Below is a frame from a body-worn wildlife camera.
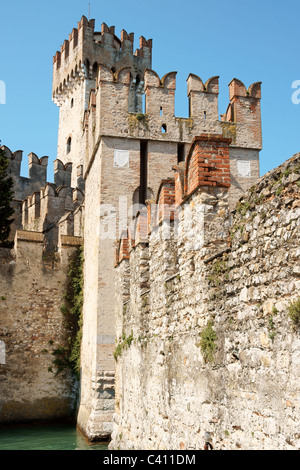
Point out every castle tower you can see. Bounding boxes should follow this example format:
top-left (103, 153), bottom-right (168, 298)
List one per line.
top-left (53, 17), bottom-right (262, 442)
top-left (52, 16), bottom-right (152, 187)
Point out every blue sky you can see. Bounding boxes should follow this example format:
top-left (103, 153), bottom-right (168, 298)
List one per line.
top-left (0, 0), bottom-right (299, 182)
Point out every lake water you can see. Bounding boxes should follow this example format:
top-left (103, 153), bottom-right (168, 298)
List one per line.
top-left (0, 423), bottom-right (108, 450)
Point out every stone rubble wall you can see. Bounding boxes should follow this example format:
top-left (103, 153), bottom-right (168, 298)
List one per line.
top-left (111, 152), bottom-right (300, 450)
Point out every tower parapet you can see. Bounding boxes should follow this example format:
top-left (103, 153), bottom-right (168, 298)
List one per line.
top-left (21, 182), bottom-right (84, 250)
top-left (54, 159), bottom-right (72, 187)
top-left (53, 16), bottom-right (152, 187)
top-left (221, 78), bottom-right (262, 149)
top-left (1, 145), bottom-right (85, 245)
top-left (1, 145), bottom-right (23, 178)
top-left (84, 66), bottom-right (262, 165)
top-left (1, 145), bottom-right (49, 193)
top-left (187, 74), bottom-right (219, 121)
top-left (144, 70), bottom-right (177, 117)
top-left (52, 16), bottom-right (152, 105)
top-left (28, 153), bottom-right (48, 184)
top-left (1, 145), bottom-right (51, 240)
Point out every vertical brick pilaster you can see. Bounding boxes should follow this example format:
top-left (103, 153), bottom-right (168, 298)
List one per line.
top-left (115, 231), bottom-right (130, 265)
top-left (185, 134), bottom-right (231, 198)
top-left (134, 208), bottom-right (148, 244)
top-left (156, 179), bottom-right (176, 225)
top-left (228, 79), bottom-right (262, 148)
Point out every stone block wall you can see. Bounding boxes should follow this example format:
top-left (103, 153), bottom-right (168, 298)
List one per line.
top-left (111, 148), bottom-right (300, 450)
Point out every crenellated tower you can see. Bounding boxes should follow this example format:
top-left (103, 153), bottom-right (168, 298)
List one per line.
top-left (52, 16), bottom-right (152, 187)
top-left (0, 14), bottom-right (264, 443)
top-left (50, 16), bottom-right (263, 443)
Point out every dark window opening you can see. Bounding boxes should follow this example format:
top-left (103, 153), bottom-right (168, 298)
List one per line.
top-left (177, 143), bottom-right (185, 164)
top-left (85, 59), bottom-right (90, 77)
top-left (66, 137), bottom-right (72, 154)
top-left (204, 111), bottom-right (207, 120)
top-left (134, 74), bottom-right (141, 112)
top-left (139, 140), bottom-right (148, 206)
top-left (161, 124), bottom-right (167, 133)
top-left (92, 62), bottom-right (98, 80)
top-left (71, 98), bottom-right (74, 108)
top-left (160, 106), bottom-right (163, 116)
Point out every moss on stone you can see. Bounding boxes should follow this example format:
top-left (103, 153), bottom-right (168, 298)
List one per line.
top-left (199, 319), bottom-right (217, 363)
top-left (51, 246), bottom-right (84, 378)
top-left (113, 330), bottom-right (134, 360)
top-left (288, 297), bottom-right (300, 329)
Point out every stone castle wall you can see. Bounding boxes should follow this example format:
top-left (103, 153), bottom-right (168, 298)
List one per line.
top-left (76, 42), bottom-right (262, 439)
top-left (0, 16), bottom-right (265, 441)
top-left (111, 148), bottom-right (300, 450)
top-left (0, 231), bottom-right (83, 424)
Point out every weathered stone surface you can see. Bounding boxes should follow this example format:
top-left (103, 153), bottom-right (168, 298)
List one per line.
top-left (111, 153), bottom-right (300, 450)
top-left (1, 16), bottom-right (264, 441)
top-left (0, 233), bottom-right (80, 424)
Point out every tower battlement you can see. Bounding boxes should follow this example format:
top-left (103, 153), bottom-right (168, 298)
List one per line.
top-left (84, 66), bottom-right (262, 174)
top-left (52, 16), bottom-right (152, 105)
top-left (22, 183), bottom-right (83, 233)
top-left (1, 144), bottom-right (85, 245)
top-left (1, 145), bottom-right (23, 177)
top-left (1, 145), bottom-right (49, 200)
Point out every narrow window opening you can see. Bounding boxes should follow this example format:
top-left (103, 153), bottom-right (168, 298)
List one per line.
top-left (142, 93), bottom-right (146, 114)
top-left (85, 59), bottom-right (90, 78)
top-left (177, 143), bottom-right (185, 164)
top-left (160, 106), bottom-right (163, 116)
top-left (92, 62), bottom-right (98, 80)
top-left (71, 98), bottom-right (74, 108)
top-left (139, 140), bottom-right (148, 206)
top-left (161, 124), bottom-right (167, 134)
top-left (204, 111), bottom-right (207, 120)
top-left (134, 74), bottom-right (142, 113)
top-left (66, 137), bottom-right (72, 154)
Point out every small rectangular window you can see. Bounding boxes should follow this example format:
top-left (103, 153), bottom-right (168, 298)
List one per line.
top-left (177, 143), bottom-right (184, 163)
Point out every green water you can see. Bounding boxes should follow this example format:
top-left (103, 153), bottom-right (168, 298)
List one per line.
top-left (0, 424), bottom-right (108, 450)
